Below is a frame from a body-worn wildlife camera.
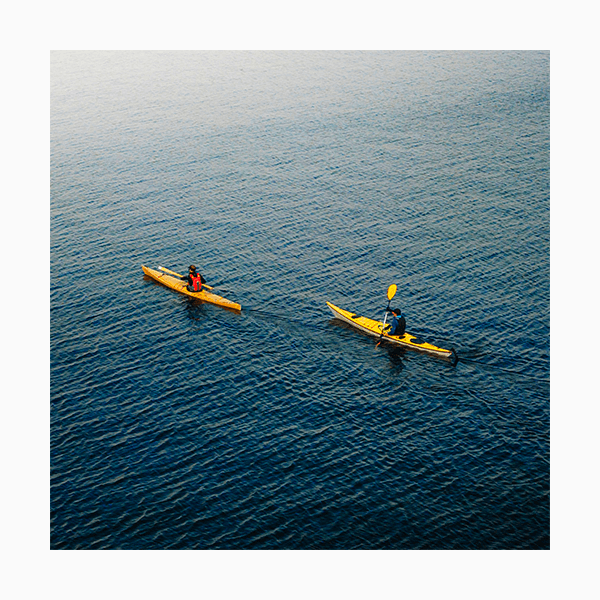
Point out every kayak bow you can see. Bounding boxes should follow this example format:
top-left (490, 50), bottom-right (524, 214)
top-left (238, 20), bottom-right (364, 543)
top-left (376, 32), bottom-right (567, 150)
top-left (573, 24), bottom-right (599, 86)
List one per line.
top-left (327, 301), bottom-right (455, 360)
top-left (142, 265), bottom-right (241, 311)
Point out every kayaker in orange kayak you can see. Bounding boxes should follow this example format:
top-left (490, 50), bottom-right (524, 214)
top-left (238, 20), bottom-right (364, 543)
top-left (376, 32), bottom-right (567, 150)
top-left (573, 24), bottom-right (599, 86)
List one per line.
top-left (180, 265), bottom-right (207, 292)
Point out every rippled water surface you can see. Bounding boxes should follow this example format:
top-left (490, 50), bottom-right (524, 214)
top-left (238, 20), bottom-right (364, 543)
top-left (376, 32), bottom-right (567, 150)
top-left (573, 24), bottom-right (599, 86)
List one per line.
top-left (51, 51), bottom-right (549, 549)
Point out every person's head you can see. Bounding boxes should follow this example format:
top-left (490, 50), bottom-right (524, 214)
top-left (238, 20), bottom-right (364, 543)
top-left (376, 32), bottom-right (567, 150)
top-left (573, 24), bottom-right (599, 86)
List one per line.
top-left (189, 265), bottom-right (197, 273)
top-left (392, 308), bottom-right (402, 316)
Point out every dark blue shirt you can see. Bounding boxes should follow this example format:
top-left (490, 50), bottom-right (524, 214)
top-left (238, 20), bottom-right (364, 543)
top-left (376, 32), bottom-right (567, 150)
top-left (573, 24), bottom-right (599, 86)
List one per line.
top-left (389, 314), bottom-right (406, 336)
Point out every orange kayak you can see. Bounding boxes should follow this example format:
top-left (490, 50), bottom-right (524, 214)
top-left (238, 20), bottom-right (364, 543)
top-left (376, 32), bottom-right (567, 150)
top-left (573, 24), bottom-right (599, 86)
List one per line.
top-left (142, 265), bottom-right (241, 311)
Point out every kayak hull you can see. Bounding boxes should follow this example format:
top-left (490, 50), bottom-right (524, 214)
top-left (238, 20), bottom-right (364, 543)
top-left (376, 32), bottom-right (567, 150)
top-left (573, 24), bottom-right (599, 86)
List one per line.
top-left (326, 301), bottom-right (454, 360)
top-left (142, 265), bottom-right (241, 311)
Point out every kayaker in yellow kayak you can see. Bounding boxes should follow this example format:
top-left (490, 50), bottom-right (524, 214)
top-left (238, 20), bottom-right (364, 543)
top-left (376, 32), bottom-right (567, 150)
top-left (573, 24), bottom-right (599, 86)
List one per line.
top-left (385, 308), bottom-right (406, 337)
top-left (180, 265), bottom-right (207, 292)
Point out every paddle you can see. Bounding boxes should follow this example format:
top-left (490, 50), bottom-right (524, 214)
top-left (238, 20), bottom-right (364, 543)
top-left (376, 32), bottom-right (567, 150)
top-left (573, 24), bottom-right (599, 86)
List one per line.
top-left (158, 266), bottom-right (214, 290)
top-left (376, 284), bottom-right (397, 348)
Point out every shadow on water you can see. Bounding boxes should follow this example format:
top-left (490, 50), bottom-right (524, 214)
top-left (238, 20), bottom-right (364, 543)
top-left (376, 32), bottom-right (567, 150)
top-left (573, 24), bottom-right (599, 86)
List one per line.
top-left (384, 346), bottom-right (405, 371)
top-left (183, 298), bottom-right (209, 321)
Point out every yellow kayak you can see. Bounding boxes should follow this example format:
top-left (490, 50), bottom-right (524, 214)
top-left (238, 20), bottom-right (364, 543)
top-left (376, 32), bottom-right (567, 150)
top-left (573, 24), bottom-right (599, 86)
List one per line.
top-left (326, 301), bottom-right (456, 361)
top-left (142, 265), bottom-right (241, 311)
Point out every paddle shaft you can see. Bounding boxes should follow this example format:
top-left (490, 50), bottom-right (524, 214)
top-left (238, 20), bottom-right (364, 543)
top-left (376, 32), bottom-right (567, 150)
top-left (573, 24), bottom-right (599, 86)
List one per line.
top-left (375, 301), bottom-right (392, 347)
top-left (376, 284), bottom-right (397, 347)
top-left (381, 301), bottom-right (392, 331)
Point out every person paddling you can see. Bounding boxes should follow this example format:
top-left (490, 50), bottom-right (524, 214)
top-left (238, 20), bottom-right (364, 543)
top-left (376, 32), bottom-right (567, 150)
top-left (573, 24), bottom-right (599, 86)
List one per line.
top-left (181, 265), bottom-right (207, 292)
top-left (386, 308), bottom-right (406, 337)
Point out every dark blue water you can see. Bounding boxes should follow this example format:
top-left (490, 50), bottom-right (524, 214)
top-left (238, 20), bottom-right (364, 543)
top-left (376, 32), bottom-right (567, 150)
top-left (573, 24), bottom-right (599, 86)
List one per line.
top-left (51, 51), bottom-right (549, 550)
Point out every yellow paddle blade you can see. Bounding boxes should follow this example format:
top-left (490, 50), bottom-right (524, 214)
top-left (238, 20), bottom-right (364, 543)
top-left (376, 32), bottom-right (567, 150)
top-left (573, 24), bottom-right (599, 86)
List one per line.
top-left (387, 284), bottom-right (397, 301)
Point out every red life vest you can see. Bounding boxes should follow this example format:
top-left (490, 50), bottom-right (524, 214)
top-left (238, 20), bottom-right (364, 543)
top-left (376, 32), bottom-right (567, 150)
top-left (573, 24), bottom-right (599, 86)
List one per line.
top-left (190, 273), bottom-right (203, 291)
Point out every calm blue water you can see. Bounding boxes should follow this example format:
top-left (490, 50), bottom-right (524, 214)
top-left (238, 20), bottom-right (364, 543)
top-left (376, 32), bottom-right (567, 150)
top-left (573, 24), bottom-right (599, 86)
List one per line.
top-left (51, 51), bottom-right (549, 550)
